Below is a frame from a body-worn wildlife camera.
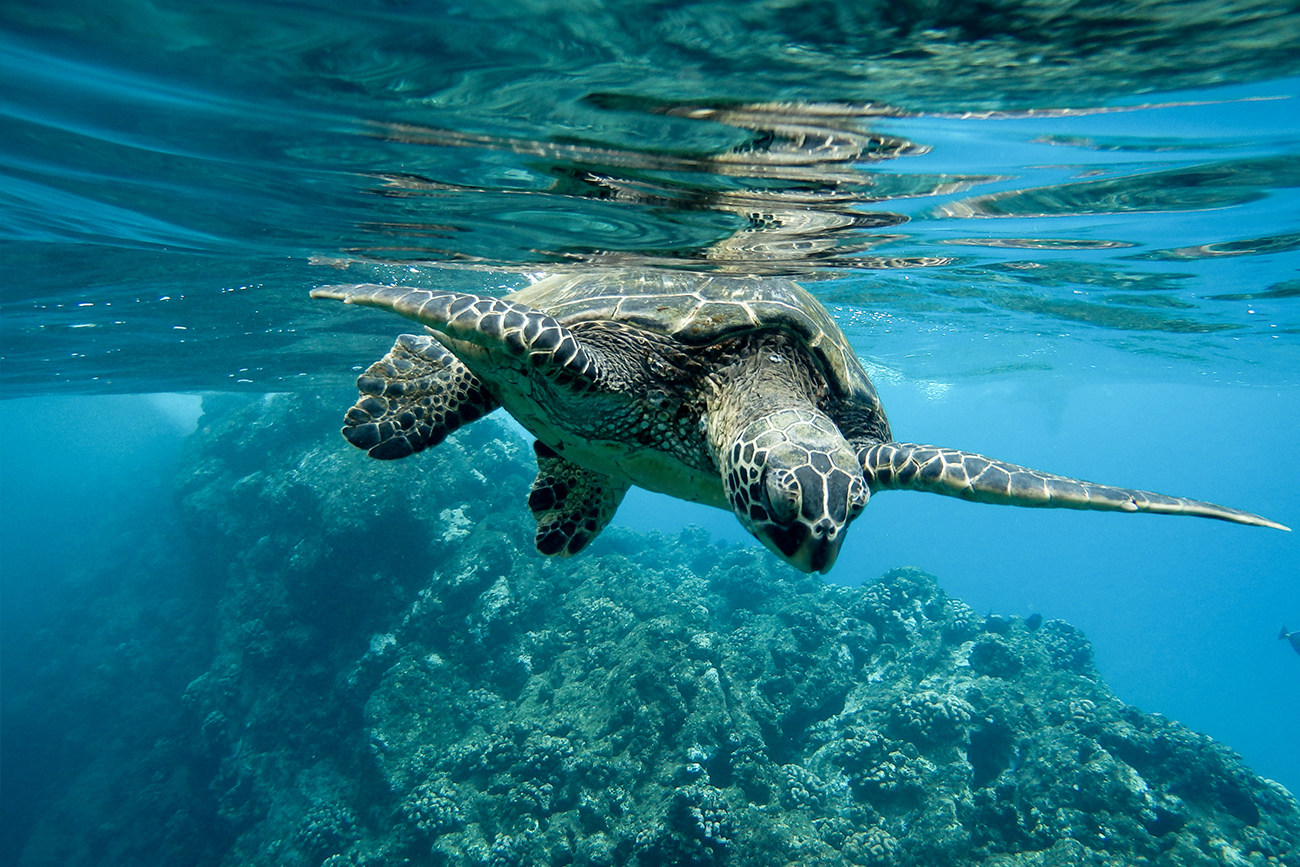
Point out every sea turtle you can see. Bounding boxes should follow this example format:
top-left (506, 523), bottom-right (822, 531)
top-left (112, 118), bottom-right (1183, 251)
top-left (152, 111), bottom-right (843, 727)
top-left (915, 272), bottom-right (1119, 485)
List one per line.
top-left (312, 270), bottom-right (1287, 573)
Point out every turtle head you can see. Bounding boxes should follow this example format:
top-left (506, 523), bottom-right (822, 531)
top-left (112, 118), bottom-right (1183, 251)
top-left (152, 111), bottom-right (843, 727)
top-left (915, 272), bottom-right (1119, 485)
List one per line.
top-left (721, 409), bottom-right (868, 573)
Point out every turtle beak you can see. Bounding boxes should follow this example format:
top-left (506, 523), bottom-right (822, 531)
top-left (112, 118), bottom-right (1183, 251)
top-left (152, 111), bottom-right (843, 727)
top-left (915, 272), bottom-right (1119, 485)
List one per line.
top-left (805, 518), bottom-right (846, 574)
top-left (805, 536), bottom-right (842, 574)
top-left (760, 519), bottom-right (846, 574)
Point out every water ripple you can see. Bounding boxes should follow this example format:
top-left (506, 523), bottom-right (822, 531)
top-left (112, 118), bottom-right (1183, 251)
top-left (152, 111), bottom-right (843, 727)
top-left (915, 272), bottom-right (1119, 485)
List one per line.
top-left (1, 0), bottom-right (1298, 392)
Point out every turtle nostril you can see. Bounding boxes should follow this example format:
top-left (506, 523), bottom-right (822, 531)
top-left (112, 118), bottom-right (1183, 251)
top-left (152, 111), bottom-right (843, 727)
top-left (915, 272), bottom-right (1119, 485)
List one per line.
top-left (812, 519), bottom-right (834, 539)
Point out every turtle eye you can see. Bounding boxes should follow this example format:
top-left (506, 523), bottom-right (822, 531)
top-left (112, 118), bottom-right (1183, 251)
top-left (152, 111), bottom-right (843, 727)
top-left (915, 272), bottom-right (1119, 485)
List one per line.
top-left (764, 468), bottom-right (800, 526)
top-left (847, 477), bottom-right (868, 518)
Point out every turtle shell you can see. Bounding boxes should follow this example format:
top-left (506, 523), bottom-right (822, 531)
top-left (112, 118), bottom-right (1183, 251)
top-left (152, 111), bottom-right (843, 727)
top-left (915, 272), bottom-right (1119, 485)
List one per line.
top-left (509, 269), bottom-right (884, 418)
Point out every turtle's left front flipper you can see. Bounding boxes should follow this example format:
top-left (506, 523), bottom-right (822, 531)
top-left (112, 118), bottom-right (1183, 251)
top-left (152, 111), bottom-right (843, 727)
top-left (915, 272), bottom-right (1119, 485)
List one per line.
top-left (341, 334), bottom-right (499, 460)
top-left (860, 442), bottom-right (1289, 530)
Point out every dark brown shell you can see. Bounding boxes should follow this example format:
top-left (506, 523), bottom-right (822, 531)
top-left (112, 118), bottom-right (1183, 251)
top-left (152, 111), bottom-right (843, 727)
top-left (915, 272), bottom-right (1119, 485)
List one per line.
top-left (510, 270), bottom-right (883, 416)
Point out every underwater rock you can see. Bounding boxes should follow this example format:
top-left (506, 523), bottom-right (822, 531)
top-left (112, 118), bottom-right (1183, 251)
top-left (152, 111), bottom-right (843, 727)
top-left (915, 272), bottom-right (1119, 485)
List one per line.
top-left (9, 391), bottom-right (1300, 866)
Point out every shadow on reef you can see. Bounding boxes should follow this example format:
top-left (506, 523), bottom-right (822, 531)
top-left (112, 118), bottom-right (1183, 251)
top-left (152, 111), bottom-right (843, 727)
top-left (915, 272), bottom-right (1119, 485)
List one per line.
top-left (7, 392), bottom-right (1300, 866)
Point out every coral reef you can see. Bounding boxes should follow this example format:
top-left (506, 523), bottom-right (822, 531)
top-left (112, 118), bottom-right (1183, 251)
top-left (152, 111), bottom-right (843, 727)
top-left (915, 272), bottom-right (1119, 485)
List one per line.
top-left (7, 391), bottom-right (1300, 866)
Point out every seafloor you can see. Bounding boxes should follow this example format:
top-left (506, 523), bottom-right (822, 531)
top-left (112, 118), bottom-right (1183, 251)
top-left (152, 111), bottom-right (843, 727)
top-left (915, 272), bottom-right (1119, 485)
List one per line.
top-left (7, 391), bottom-right (1299, 866)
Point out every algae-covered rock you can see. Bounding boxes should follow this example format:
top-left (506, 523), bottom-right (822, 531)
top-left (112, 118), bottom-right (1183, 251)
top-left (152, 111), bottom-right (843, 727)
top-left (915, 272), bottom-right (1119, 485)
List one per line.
top-left (355, 544), bottom-right (1300, 867)
top-left (9, 392), bottom-right (1300, 866)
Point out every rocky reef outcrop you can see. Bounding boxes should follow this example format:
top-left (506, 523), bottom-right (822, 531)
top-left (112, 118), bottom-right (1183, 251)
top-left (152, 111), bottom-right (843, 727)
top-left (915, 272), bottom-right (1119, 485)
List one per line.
top-left (9, 391), bottom-right (1300, 866)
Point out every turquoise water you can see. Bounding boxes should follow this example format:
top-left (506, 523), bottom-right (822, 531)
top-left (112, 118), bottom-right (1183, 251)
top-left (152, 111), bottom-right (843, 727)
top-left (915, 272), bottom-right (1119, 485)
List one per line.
top-left (3, 0), bottom-right (1300, 861)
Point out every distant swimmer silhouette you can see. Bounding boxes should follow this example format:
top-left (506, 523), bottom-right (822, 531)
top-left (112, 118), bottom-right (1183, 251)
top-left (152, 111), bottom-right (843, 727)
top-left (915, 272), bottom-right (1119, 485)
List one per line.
top-left (1280, 626), bottom-right (1300, 656)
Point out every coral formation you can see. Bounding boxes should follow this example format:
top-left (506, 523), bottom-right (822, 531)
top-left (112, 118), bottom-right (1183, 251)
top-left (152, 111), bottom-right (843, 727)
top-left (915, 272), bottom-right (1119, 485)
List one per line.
top-left (7, 392), bottom-right (1300, 866)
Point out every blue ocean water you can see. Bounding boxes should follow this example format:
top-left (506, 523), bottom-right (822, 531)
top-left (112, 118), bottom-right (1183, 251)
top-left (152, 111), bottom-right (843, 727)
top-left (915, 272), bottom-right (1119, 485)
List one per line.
top-left (2, 0), bottom-right (1300, 859)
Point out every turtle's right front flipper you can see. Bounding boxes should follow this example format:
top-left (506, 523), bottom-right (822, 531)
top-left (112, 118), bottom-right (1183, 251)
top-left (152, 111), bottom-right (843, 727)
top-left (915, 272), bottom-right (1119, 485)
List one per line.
top-left (860, 442), bottom-right (1289, 530)
top-left (312, 284), bottom-right (601, 387)
top-left (343, 334), bottom-right (498, 460)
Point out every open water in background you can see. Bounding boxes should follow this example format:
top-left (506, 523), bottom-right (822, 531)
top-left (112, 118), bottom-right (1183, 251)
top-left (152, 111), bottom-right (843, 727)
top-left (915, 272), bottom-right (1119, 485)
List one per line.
top-left (2, 0), bottom-right (1299, 840)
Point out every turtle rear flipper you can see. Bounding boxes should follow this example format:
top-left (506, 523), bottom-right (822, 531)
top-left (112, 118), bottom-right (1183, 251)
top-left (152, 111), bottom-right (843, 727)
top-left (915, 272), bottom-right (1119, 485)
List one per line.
top-left (528, 442), bottom-right (629, 557)
top-left (861, 442), bottom-right (1289, 530)
top-left (342, 334), bottom-right (498, 460)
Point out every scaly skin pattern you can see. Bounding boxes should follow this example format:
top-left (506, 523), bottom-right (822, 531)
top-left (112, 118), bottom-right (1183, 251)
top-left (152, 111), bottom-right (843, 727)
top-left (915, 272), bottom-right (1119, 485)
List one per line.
top-left (527, 441), bottom-right (629, 557)
top-left (312, 285), bottom-right (601, 388)
top-left (340, 334), bottom-right (498, 460)
top-left (860, 442), bottom-right (1289, 529)
top-left (704, 333), bottom-right (866, 572)
top-left (716, 407), bottom-right (867, 572)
